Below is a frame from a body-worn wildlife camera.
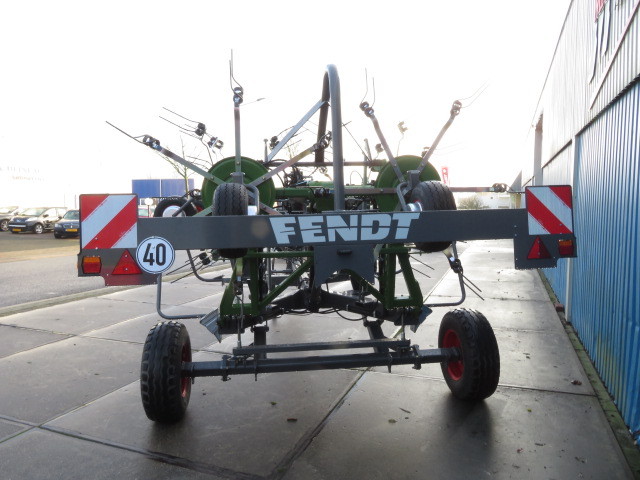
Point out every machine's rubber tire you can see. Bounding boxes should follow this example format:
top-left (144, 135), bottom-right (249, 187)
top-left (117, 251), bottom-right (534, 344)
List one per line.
top-left (213, 183), bottom-right (249, 259)
top-left (438, 309), bottom-right (500, 401)
top-left (0, 219), bottom-right (8, 232)
top-left (373, 155), bottom-right (441, 212)
top-left (153, 197), bottom-right (198, 217)
top-left (33, 223), bottom-right (44, 234)
top-left (408, 181), bottom-right (456, 252)
top-left (140, 321), bottom-right (192, 423)
top-left (201, 156), bottom-right (276, 210)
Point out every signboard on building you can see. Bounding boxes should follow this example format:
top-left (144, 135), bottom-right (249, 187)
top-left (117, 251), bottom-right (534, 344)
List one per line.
top-left (132, 179), bottom-right (195, 200)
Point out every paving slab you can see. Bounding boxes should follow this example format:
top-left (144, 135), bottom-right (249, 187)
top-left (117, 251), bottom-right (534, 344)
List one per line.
top-left (431, 271), bottom-right (551, 302)
top-left (48, 351), bottom-right (361, 478)
top-left (0, 336), bottom-right (142, 423)
top-left (283, 372), bottom-right (632, 480)
top-left (84, 306), bottom-right (222, 350)
top-left (0, 428), bottom-right (228, 480)
top-left (0, 239), bottom-right (635, 479)
top-left (101, 281), bottom-right (225, 307)
top-left (0, 419), bottom-right (29, 443)
top-left (205, 311), bottom-right (396, 356)
top-left (1, 296), bottom-right (157, 335)
top-left (0, 324), bottom-right (70, 358)
top-left (423, 295), bottom-right (567, 333)
top-left (372, 326), bottom-right (593, 395)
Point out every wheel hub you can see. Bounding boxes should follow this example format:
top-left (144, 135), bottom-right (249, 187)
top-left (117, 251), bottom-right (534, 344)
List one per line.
top-left (442, 329), bottom-right (464, 380)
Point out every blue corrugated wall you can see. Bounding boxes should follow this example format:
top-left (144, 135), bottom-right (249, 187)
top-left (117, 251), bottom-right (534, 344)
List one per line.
top-left (132, 179), bottom-right (194, 199)
top-left (568, 81), bottom-right (640, 440)
top-left (541, 146), bottom-right (575, 304)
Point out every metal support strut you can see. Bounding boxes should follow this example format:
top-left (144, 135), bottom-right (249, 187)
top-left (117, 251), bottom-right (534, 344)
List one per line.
top-left (183, 345), bottom-right (460, 378)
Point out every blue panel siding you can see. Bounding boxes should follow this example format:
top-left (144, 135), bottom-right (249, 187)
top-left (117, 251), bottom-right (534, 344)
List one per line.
top-left (132, 179), bottom-right (161, 199)
top-left (541, 146), bottom-right (574, 304)
top-left (132, 179), bottom-right (195, 199)
top-left (160, 179), bottom-right (194, 197)
top-left (571, 81), bottom-right (640, 440)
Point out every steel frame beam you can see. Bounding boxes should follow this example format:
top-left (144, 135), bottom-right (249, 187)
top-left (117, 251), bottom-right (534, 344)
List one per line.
top-left (183, 346), bottom-right (459, 379)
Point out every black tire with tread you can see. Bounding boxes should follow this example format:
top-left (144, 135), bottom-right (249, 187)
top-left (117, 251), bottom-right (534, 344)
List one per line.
top-left (213, 183), bottom-right (249, 258)
top-left (408, 181), bottom-right (456, 252)
top-left (140, 321), bottom-right (192, 423)
top-left (438, 308), bottom-right (500, 401)
top-left (154, 197), bottom-right (198, 217)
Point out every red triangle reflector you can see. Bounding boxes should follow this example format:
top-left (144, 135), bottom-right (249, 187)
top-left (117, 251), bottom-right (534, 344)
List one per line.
top-left (112, 250), bottom-right (142, 275)
top-left (527, 236), bottom-right (551, 259)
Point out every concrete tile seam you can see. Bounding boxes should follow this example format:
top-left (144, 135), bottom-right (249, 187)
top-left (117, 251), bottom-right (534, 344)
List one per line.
top-left (0, 263), bottom-right (231, 318)
top-left (0, 423), bottom-right (41, 445)
top-left (38, 424), bottom-right (265, 480)
top-left (0, 286), bottom-right (138, 318)
top-left (269, 369), bottom-right (368, 480)
top-left (489, 326), bottom-right (563, 333)
top-left (428, 294), bottom-right (549, 303)
top-left (70, 333), bottom-right (149, 347)
top-left (0, 415), bottom-right (39, 430)
top-left (0, 326), bottom-right (74, 359)
top-left (363, 369), bottom-right (598, 398)
top-left (0, 334), bottom-right (147, 363)
top-left (0, 322), bottom-right (74, 337)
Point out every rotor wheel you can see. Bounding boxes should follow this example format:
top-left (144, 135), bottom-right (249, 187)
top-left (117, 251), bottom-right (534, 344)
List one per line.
top-left (201, 156), bottom-right (276, 211)
top-left (408, 181), bottom-right (456, 252)
top-left (373, 155), bottom-right (440, 212)
top-left (439, 309), bottom-right (500, 401)
top-left (213, 182), bottom-right (249, 259)
top-left (140, 321), bottom-right (192, 423)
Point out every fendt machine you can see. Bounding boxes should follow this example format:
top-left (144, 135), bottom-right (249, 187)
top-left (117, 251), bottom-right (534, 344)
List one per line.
top-left (78, 65), bottom-right (577, 423)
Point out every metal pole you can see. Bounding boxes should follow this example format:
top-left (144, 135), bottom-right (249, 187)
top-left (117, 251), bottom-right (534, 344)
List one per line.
top-left (233, 88), bottom-right (243, 173)
top-left (325, 65), bottom-right (345, 210)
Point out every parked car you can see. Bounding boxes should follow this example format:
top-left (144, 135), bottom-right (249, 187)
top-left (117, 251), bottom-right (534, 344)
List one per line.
top-left (0, 206), bottom-right (21, 232)
top-left (54, 209), bottom-right (80, 238)
top-left (138, 205), bottom-right (155, 217)
top-left (8, 207), bottom-right (67, 234)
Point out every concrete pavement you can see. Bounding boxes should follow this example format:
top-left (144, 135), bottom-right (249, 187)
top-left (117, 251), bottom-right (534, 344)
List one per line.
top-left (0, 240), bottom-right (635, 479)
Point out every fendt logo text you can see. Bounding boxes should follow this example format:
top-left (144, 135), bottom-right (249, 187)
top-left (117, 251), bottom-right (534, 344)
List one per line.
top-left (269, 212), bottom-right (421, 245)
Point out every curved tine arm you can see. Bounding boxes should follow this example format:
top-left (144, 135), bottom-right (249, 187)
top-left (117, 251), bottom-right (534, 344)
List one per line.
top-left (324, 65), bottom-right (345, 210)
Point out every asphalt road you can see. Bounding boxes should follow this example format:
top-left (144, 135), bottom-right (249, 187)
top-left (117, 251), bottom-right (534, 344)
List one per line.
top-left (0, 232), bottom-right (106, 308)
top-left (0, 232), bottom-right (213, 310)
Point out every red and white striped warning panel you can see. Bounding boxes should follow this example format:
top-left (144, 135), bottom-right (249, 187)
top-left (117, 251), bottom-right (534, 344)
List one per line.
top-left (525, 186), bottom-right (573, 235)
top-left (80, 194), bottom-right (138, 249)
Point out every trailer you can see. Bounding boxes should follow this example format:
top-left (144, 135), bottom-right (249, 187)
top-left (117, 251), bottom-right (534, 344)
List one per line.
top-left (78, 65), bottom-right (576, 423)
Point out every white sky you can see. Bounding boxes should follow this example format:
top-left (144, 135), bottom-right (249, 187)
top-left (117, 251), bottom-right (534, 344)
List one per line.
top-left (0, 0), bottom-right (570, 207)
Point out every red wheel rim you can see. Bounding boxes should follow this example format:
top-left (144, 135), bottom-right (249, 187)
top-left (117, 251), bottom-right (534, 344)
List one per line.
top-left (442, 329), bottom-right (464, 380)
top-left (181, 343), bottom-right (191, 398)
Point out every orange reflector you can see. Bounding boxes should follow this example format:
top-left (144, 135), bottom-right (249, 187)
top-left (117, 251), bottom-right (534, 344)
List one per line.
top-left (558, 239), bottom-right (575, 257)
top-left (82, 256), bottom-right (102, 274)
top-left (112, 250), bottom-right (142, 275)
top-left (527, 236), bottom-right (551, 259)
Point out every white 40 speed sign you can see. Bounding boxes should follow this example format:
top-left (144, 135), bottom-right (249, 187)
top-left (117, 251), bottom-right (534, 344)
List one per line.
top-left (136, 236), bottom-right (175, 274)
